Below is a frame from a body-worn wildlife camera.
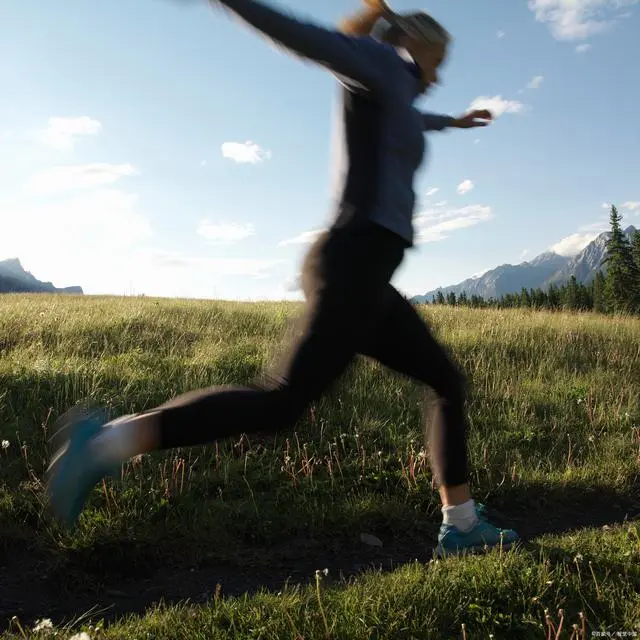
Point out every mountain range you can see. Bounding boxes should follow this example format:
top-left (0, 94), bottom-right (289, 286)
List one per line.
top-left (0, 258), bottom-right (83, 295)
top-left (411, 226), bottom-right (637, 303)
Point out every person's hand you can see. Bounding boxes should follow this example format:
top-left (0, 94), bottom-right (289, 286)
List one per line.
top-left (451, 109), bottom-right (493, 129)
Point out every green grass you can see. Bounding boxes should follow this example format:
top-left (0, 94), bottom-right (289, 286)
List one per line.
top-left (1, 294), bottom-right (639, 639)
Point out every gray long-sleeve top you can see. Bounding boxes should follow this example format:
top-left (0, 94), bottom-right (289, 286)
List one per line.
top-left (215, 0), bottom-right (454, 246)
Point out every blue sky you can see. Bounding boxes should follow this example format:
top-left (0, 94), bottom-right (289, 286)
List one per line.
top-left (1, 0), bottom-right (639, 300)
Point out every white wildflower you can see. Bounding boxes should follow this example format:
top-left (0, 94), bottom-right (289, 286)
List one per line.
top-left (33, 618), bottom-right (53, 632)
top-left (1, 440), bottom-right (9, 450)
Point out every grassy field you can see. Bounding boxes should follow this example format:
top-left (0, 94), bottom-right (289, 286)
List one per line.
top-left (0, 294), bottom-right (639, 639)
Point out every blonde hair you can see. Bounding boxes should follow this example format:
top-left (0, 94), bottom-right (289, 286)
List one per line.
top-left (339, 0), bottom-right (387, 36)
top-left (340, 0), bottom-right (450, 47)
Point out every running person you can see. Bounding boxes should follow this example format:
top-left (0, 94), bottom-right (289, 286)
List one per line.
top-left (47, 0), bottom-right (518, 556)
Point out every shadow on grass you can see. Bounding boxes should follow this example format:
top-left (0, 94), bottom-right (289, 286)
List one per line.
top-left (1, 476), bottom-right (638, 632)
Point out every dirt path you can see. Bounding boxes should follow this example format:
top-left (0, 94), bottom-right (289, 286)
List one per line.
top-left (2, 496), bottom-right (639, 633)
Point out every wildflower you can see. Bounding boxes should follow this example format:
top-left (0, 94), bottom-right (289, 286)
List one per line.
top-left (33, 618), bottom-right (53, 632)
top-left (70, 633), bottom-right (91, 640)
top-left (1, 440), bottom-right (9, 450)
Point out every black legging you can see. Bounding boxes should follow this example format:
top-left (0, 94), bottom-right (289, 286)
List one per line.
top-left (157, 223), bottom-right (470, 487)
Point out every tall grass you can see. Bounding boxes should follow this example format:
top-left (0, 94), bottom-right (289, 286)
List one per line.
top-left (1, 294), bottom-right (639, 638)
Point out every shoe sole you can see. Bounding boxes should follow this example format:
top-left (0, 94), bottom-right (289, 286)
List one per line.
top-left (434, 539), bottom-right (519, 559)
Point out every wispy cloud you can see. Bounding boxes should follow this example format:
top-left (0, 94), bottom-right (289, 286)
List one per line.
top-left (146, 249), bottom-right (281, 279)
top-left (621, 201), bottom-right (640, 212)
top-left (529, 0), bottom-right (638, 41)
top-left (415, 204), bottom-right (493, 244)
top-left (575, 43), bottom-right (593, 52)
top-left (0, 188), bottom-right (153, 287)
top-left (496, 29), bottom-right (506, 38)
top-left (527, 75), bottom-right (545, 89)
top-left (278, 229), bottom-right (325, 247)
top-left (425, 187), bottom-right (439, 196)
top-left (197, 220), bottom-right (256, 244)
top-left (457, 179), bottom-right (474, 195)
top-left (468, 96), bottom-right (527, 117)
top-left (35, 116), bottom-right (102, 151)
top-left (221, 141), bottom-right (271, 164)
top-left (26, 163), bottom-right (138, 195)
top-left (551, 232), bottom-right (598, 256)
top-left (520, 249), bottom-right (531, 261)
top-left (580, 219), bottom-right (609, 233)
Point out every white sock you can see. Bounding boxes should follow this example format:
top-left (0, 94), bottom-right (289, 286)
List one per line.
top-left (88, 415), bottom-right (141, 466)
top-left (442, 499), bottom-right (478, 532)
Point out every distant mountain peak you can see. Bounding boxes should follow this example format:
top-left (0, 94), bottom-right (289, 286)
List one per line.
top-left (411, 225), bottom-right (637, 303)
top-left (0, 258), bottom-right (84, 295)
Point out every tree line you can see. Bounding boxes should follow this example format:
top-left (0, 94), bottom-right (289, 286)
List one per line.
top-left (425, 205), bottom-right (640, 314)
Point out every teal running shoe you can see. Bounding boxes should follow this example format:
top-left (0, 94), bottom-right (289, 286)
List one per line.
top-left (435, 509), bottom-right (519, 557)
top-left (46, 407), bottom-right (118, 529)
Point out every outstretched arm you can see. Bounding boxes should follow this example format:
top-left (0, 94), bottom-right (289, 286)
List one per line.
top-left (210, 0), bottom-right (400, 94)
top-left (421, 112), bottom-right (456, 131)
top-left (421, 109), bottom-right (494, 131)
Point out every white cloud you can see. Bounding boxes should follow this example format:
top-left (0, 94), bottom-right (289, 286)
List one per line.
top-left (144, 249), bottom-right (281, 280)
top-left (26, 163), bottom-right (138, 195)
top-left (550, 232), bottom-right (598, 256)
top-left (35, 116), bottom-right (102, 151)
top-left (621, 201), bottom-right (640, 211)
top-left (197, 220), bottom-right (255, 244)
top-left (278, 229), bottom-right (325, 247)
top-left (221, 141), bottom-right (271, 164)
top-left (527, 75), bottom-right (545, 89)
top-left (283, 274), bottom-right (301, 292)
top-left (496, 29), bottom-right (506, 38)
top-left (468, 96), bottom-right (527, 117)
top-left (580, 219), bottom-right (609, 233)
top-left (425, 187), bottom-right (439, 196)
top-left (0, 188), bottom-right (153, 289)
top-left (520, 249), bottom-right (531, 260)
top-left (434, 200), bottom-right (448, 207)
top-left (528, 0), bottom-right (638, 41)
top-left (457, 179), bottom-right (474, 195)
top-left (602, 202), bottom-right (611, 209)
top-left (575, 43), bottom-right (593, 52)
top-left (474, 138), bottom-right (481, 145)
top-left (415, 204), bottom-right (493, 243)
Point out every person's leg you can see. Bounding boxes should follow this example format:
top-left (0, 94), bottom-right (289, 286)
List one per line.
top-left (357, 285), bottom-right (470, 499)
top-left (356, 286), bottom-right (518, 552)
top-left (46, 223), bottom-right (407, 526)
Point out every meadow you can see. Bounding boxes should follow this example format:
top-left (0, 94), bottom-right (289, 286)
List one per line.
top-left (0, 294), bottom-right (639, 639)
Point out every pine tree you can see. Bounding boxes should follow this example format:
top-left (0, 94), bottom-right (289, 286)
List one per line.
top-left (602, 205), bottom-right (639, 312)
top-left (632, 229), bottom-right (640, 276)
top-left (564, 276), bottom-right (579, 310)
top-left (436, 291), bottom-right (445, 305)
